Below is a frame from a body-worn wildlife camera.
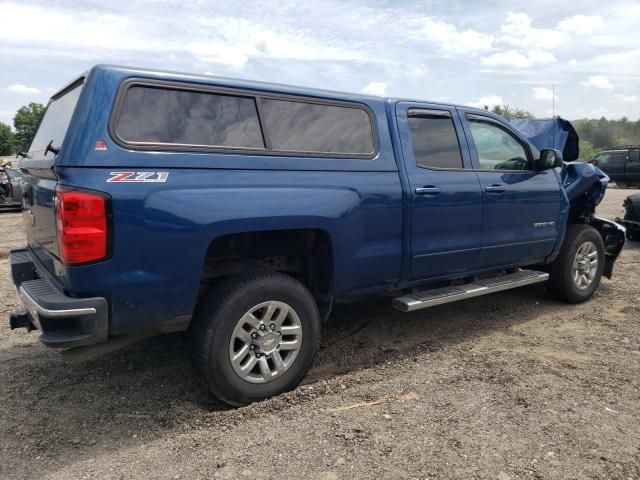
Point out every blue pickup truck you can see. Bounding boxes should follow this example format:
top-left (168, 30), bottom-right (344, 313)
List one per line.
top-left (9, 65), bottom-right (625, 406)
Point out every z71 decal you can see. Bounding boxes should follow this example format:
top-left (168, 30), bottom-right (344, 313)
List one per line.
top-left (107, 172), bottom-right (169, 183)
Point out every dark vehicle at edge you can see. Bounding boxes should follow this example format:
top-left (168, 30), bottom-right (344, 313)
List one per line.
top-left (592, 146), bottom-right (640, 188)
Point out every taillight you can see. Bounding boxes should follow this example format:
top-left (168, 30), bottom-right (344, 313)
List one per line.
top-left (55, 186), bottom-right (109, 264)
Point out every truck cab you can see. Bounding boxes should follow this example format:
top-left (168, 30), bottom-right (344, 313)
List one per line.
top-left (8, 65), bottom-right (625, 406)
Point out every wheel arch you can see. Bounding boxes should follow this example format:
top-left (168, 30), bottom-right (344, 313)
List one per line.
top-left (198, 227), bottom-right (335, 305)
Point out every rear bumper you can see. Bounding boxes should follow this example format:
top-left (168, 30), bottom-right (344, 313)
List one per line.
top-left (9, 248), bottom-right (109, 348)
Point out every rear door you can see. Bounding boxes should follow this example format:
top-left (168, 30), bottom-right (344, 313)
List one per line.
top-left (19, 80), bottom-right (84, 276)
top-left (459, 110), bottom-right (562, 268)
top-left (396, 102), bottom-right (483, 280)
top-left (625, 149), bottom-right (640, 184)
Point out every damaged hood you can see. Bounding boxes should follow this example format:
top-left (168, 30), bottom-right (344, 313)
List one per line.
top-left (562, 161), bottom-right (608, 206)
top-left (511, 117), bottom-right (580, 162)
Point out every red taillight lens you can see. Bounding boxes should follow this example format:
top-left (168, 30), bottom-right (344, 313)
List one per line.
top-left (55, 187), bottom-right (108, 264)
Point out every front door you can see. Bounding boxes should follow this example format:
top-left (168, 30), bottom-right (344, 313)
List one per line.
top-left (459, 110), bottom-right (563, 268)
top-left (396, 103), bottom-right (482, 280)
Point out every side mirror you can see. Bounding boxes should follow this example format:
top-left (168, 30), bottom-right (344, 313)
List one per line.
top-left (535, 149), bottom-right (563, 171)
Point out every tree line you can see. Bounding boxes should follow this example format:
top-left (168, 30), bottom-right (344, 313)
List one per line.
top-left (1, 102), bottom-right (637, 160)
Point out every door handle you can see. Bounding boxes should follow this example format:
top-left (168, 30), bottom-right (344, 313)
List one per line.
top-left (415, 186), bottom-right (441, 195)
top-left (484, 184), bottom-right (505, 193)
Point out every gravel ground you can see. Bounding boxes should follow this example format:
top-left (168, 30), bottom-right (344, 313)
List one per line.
top-left (1, 187), bottom-right (639, 480)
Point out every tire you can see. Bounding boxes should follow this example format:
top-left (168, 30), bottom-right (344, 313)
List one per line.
top-left (624, 194), bottom-right (640, 221)
top-left (189, 271), bottom-right (321, 406)
top-left (546, 224), bottom-right (605, 304)
top-left (617, 182), bottom-right (628, 188)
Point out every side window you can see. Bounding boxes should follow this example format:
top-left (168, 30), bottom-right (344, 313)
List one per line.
top-left (594, 153), bottom-right (610, 165)
top-left (260, 98), bottom-right (374, 155)
top-left (468, 118), bottom-right (530, 171)
top-left (609, 152), bottom-right (626, 166)
top-left (407, 112), bottom-right (463, 169)
top-left (115, 86), bottom-right (265, 149)
top-left (631, 150), bottom-right (640, 162)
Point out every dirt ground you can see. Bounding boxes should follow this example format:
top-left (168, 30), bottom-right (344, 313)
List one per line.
top-left (1, 187), bottom-right (639, 480)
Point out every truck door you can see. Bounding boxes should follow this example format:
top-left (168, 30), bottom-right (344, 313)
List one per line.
top-left (396, 103), bottom-right (483, 280)
top-left (625, 149), bottom-right (640, 184)
top-left (606, 151), bottom-right (628, 182)
top-left (459, 110), bottom-right (562, 268)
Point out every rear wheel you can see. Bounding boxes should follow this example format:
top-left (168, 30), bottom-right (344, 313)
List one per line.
top-left (546, 224), bottom-right (604, 303)
top-left (190, 271), bottom-right (321, 406)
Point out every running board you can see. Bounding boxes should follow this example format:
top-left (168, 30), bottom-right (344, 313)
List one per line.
top-left (392, 270), bottom-right (549, 312)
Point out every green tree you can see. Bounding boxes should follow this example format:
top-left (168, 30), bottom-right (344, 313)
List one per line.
top-left (490, 104), bottom-right (534, 120)
top-left (13, 102), bottom-right (45, 152)
top-left (578, 140), bottom-right (598, 161)
top-left (0, 122), bottom-right (14, 155)
top-left (573, 117), bottom-right (639, 150)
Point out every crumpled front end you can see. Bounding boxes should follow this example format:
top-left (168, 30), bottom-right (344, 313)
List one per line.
top-left (561, 161), bottom-right (625, 278)
top-left (562, 161), bottom-right (608, 208)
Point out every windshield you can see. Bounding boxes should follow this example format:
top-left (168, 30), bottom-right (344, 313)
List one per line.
top-left (28, 81), bottom-right (83, 154)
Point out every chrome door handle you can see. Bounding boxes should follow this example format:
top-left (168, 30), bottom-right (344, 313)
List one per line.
top-left (415, 186), bottom-right (441, 195)
top-left (484, 184), bottom-right (505, 193)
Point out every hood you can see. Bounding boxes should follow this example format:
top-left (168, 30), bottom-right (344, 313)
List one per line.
top-left (511, 117), bottom-right (580, 162)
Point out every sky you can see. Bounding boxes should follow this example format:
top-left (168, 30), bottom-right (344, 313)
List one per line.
top-left (0, 0), bottom-right (639, 126)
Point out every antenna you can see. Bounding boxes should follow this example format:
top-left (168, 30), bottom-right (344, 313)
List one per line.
top-left (552, 84), bottom-right (556, 150)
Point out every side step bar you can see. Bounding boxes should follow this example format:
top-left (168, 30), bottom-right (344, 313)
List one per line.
top-left (392, 270), bottom-right (549, 313)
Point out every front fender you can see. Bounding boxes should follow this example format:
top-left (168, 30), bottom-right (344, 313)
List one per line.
top-left (562, 161), bottom-right (608, 206)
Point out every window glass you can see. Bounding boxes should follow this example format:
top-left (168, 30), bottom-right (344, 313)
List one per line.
top-left (630, 150), bottom-right (640, 162)
top-left (594, 153), bottom-right (610, 165)
top-left (115, 86), bottom-right (265, 149)
top-left (6, 168), bottom-right (22, 180)
top-left (28, 83), bottom-right (83, 153)
top-left (611, 152), bottom-right (626, 165)
top-left (260, 98), bottom-right (374, 155)
top-left (468, 119), bottom-right (530, 170)
top-left (408, 114), bottom-right (463, 169)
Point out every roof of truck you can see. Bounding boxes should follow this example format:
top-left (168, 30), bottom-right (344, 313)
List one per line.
top-left (73, 64), bottom-right (489, 116)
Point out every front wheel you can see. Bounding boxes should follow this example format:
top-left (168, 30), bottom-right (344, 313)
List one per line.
top-left (189, 271), bottom-right (321, 406)
top-left (546, 224), bottom-right (605, 303)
